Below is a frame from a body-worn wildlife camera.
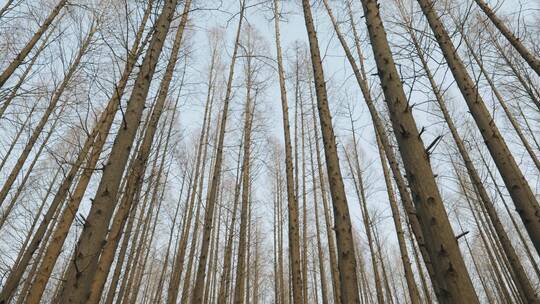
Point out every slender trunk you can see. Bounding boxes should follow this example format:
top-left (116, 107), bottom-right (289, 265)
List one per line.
top-left (308, 131), bottom-right (329, 304)
top-left (11, 165), bottom-right (63, 303)
top-left (0, 22), bottom-right (102, 303)
top-left (488, 28), bottom-right (540, 111)
top-left (416, 0), bottom-right (540, 256)
top-left (56, 0), bottom-right (178, 301)
top-left (167, 52), bottom-right (216, 304)
top-left (0, 0), bottom-right (68, 87)
top-left (25, 47), bottom-right (154, 304)
top-left (478, 146), bottom-right (540, 281)
top-left (217, 138), bottom-right (244, 304)
top-left (374, 227), bottom-right (395, 304)
top-left (405, 14), bottom-right (539, 302)
top-left (190, 2), bottom-right (246, 302)
top-left (360, 0), bottom-right (478, 302)
top-left (0, 103), bottom-right (66, 228)
top-left (86, 4), bottom-right (189, 301)
top-left (301, 1), bottom-right (360, 302)
top-left (473, 0), bottom-right (540, 75)
top-left (375, 131), bottom-right (420, 304)
top-left (203, 201), bottom-right (223, 304)
top-left (0, 0), bottom-right (15, 19)
top-left (457, 23), bottom-right (540, 172)
top-left (272, 2), bottom-right (303, 302)
top-left (343, 145), bottom-right (384, 304)
top-left (116, 165), bottom-right (157, 304)
top-left (308, 84), bottom-right (341, 304)
top-left (341, 1), bottom-right (438, 288)
top-left (0, 22), bottom-right (96, 208)
top-left (456, 216), bottom-right (496, 303)
top-left (0, 26), bottom-right (55, 120)
top-left (232, 55), bottom-right (256, 304)
top-left (453, 161), bottom-right (516, 303)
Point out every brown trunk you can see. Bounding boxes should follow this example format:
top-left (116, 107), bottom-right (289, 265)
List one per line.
top-left (359, 0), bottom-right (478, 302)
top-left (456, 216), bottom-right (496, 303)
top-left (11, 165), bottom-right (63, 303)
top-left (0, 22), bottom-right (96, 208)
top-left (301, 1), bottom-right (361, 302)
top-left (309, 86), bottom-right (341, 304)
top-left (167, 48), bottom-right (217, 304)
top-left (0, 103), bottom-right (66, 228)
top-left (308, 131), bottom-right (329, 304)
top-left (416, 0), bottom-right (540, 256)
top-left (405, 14), bottom-right (538, 302)
top-left (0, 0), bottom-right (68, 87)
top-left (0, 22), bottom-right (102, 303)
top-left (20, 5), bottom-right (154, 300)
top-left (453, 161), bottom-right (517, 303)
top-left (341, 1), bottom-right (438, 289)
top-left (272, 2), bottom-right (303, 302)
top-left (0, 26), bottom-right (54, 120)
top-left (56, 0), bottom-right (178, 301)
top-left (343, 143), bottom-right (384, 304)
top-left (190, 1), bottom-right (245, 301)
top-left (217, 138), bottom-right (244, 304)
top-left (85, 3), bottom-right (190, 301)
top-left (473, 0), bottom-right (540, 75)
top-left (232, 47), bottom-right (256, 304)
top-left (375, 131), bottom-right (420, 304)
top-left (456, 22), bottom-right (540, 172)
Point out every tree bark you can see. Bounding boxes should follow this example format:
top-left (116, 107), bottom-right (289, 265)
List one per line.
top-left (473, 0), bottom-right (540, 75)
top-left (416, 0), bottom-right (540, 256)
top-left (359, 0), bottom-right (478, 302)
top-left (56, 0), bottom-right (178, 301)
top-left (301, 1), bottom-right (361, 302)
top-left (0, 0), bottom-right (68, 87)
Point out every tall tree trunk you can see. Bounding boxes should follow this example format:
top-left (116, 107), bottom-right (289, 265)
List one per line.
top-left (232, 52), bottom-right (256, 304)
top-left (343, 142), bottom-right (384, 304)
top-left (473, 0), bottom-right (540, 75)
top-left (338, 2), bottom-right (438, 289)
top-left (456, 21), bottom-right (540, 172)
top-left (0, 103), bottom-right (66, 228)
top-left (478, 146), bottom-right (540, 281)
top-left (0, 21), bottom-right (97, 208)
top-left (15, 3), bottom-right (154, 301)
top-left (453, 160), bottom-right (517, 303)
top-left (488, 27), bottom-right (540, 112)
top-left (308, 130), bottom-right (329, 304)
top-left (0, 0), bottom-right (68, 87)
top-left (272, 1), bottom-right (303, 302)
top-left (456, 216), bottom-right (496, 303)
top-left (217, 137), bottom-right (244, 304)
top-left (190, 1), bottom-right (246, 302)
top-left (56, 0), bottom-right (178, 301)
top-left (167, 47), bottom-right (217, 304)
top-left (0, 21), bottom-right (104, 303)
top-left (86, 3), bottom-right (190, 301)
top-left (403, 13), bottom-right (539, 302)
top-left (309, 85), bottom-right (341, 304)
top-left (301, 1), bottom-right (360, 302)
top-left (299, 86), bottom-right (309, 304)
top-left (416, 0), bottom-right (540, 256)
top-left (375, 131), bottom-right (420, 304)
top-left (0, 26), bottom-right (54, 120)
top-left (359, 0), bottom-right (478, 302)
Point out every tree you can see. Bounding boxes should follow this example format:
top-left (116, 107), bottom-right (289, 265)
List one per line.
top-left (301, 0), bottom-right (361, 302)
top-left (358, 0), bottom-right (479, 302)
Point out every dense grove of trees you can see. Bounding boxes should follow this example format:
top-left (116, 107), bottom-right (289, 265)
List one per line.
top-left (0, 0), bottom-right (539, 303)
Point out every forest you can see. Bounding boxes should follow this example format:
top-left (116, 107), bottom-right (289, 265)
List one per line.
top-left (0, 0), bottom-right (539, 303)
